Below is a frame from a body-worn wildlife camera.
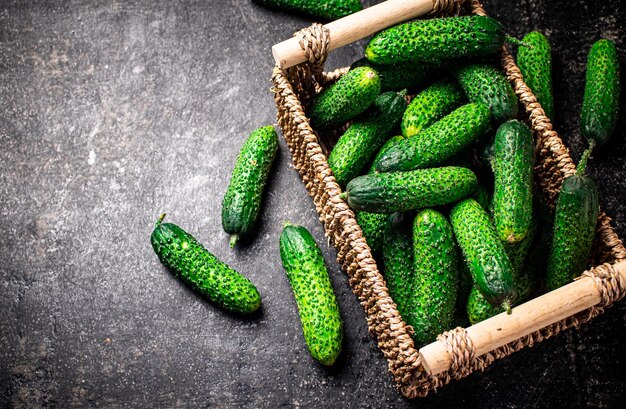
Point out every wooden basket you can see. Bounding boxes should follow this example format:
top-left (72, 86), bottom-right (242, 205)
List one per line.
top-left (270, 0), bottom-right (626, 398)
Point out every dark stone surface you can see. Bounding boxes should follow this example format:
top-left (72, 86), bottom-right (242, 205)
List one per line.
top-left (0, 0), bottom-right (624, 407)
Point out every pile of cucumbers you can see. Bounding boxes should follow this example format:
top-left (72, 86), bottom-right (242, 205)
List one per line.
top-left (150, 12), bottom-right (620, 364)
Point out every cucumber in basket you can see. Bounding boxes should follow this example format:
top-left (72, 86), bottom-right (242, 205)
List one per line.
top-left (328, 90), bottom-right (407, 187)
top-left (450, 198), bottom-right (516, 311)
top-left (341, 167), bottom-right (478, 213)
top-left (308, 66), bottom-right (381, 129)
top-left (365, 16), bottom-right (508, 65)
top-left (400, 80), bottom-right (465, 139)
top-left (382, 212), bottom-right (415, 321)
top-left (254, 0), bottom-right (362, 20)
top-left (376, 103), bottom-right (491, 173)
top-left (279, 223), bottom-right (343, 366)
top-left (350, 58), bottom-right (436, 93)
top-left (222, 126), bottom-right (278, 248)
top-left (546, 150), bottom-right (599, 291)
top-left (151, 215), bottom-right (261, 314)
top-left (453, 63), bottom-right (519, 124)
top-left (517, 31), bottom-right (554, 119)
top-left (581, 39), bottom-right (620, 147)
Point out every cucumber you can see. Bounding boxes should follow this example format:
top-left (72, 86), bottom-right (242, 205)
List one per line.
top-left (279, 223), bottom-right (343, 366)
top-left (400, 81), bottom-right (464, 138)
top-left (408, 209), bottom-right (458, 346)
top-left (517, 31), bottom-right (554, 119)
top-left (254, 0), bottom-right (362, 20)
top-left (308, 66), bottom-right (381, 129)
top-left (342, 167), bottom-right (478, 213)
top-left (356, 135), bottom-right (406, 257)
top-left (581, 39), bottom-right (620, 147)
top-left (151, 215), bottom-right (261, 314)
top-left (376, 103), bottom-right (491, 173)
top-left (222, 126), bottom-right (278, 247)
top-left (546, 151), bottom-right (599, 290)
top-left (328, 91), bottom-right (407, 187)
top-left (365, 16), bottom-right (506, 65)
top-left (473, 183), bottom-right (492, 212)
top-left (450, 198), bottom-right (516, 310)
top-left (492, 120), bottom-right (534, 243)
top-left (350, 58), bottom-right (435, 92)
top-left (382, 212), bottom-right (415, 321)
top-left (454, 63), bottom-right (519, 123)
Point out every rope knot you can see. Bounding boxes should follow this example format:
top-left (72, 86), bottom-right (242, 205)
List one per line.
top-left (436, 326), bottom-right (475, 379)
top-left (580, 263), bottom-right (626, 307)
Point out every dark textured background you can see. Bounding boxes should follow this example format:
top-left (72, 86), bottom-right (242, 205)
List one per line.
top-left (1, 0), bottom-right (625, 407)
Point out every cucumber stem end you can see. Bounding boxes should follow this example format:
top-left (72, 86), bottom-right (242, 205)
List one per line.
top-left (229, 234), bottom-right (239, 248)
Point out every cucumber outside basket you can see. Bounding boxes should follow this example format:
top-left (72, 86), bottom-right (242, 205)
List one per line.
top-left (270, 0), bottom-right (626, 398)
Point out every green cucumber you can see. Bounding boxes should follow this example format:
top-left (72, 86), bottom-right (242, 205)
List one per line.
top-left (408, 209), bottom-right (458, 346)
top-left (454, 63), bottom-right (518, 123)
top-left (342, 167), bottom-right (478, 213)
top-left (492, 120), bottom-right (534, 243)
top-left (581, 39), bottom-right (621, 147)
top-left (151, 215), bottom-right (261, 314)
top-left (450, 198), bottom-right (516, 310)
top-left (382, 212), bottom-right (415, 321)
top-left (350, 58), bottom-right (435, 92)
top-left (546, 151), bottom-right (599, 290)
top-left (222, 126), bottom-right (278, 247)
top-left (328, 91), bottom-right (407, 187)
top-left (376, 103), bottom-right (491, 172)
top-left (279, 223), bottom-right (343, 366)
top-left (400, 81), bottom-right (464, 138)
top-left (365, 16), bottom-right (506, 65)
top-left (356, 135), bottom-right (406, 257)
top-left (473, 183), bottom-right (492, 212)
top-left (254, 0), bottom-right (362, 20)
top-left (517, 31), bottom-right (554, 119)
top-left (308, 66), bottom-right (381, 129)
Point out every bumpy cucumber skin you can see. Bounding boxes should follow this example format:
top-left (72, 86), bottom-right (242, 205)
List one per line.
top-left (151, 219), bottom-right (261, 314)
top-left (454, 63), bottom-right (518, 123)
top-left (517, 31), bottom-right (554, 119)
top-left (365, 16), bottom-right (504, 65)
top-left (581, 39), bottom-right (621, 147)
top-left (328, 92), bottom-right (407, 187)
top-left (377, 103), bottom-right (491, 172)
top-left (546, 174), bottom-right (599, 290)
top-left (344, 167), bottom-right (478, 213)
top-left (222, 126), bottom-right (278, 247)
top-left (382, 212), bottom-right (415, 321)
top-left (254, 0), bottom-right (362, 20)
top-left (308, 67), bottom-right (381, 129)
top-left (450, 199), bottom-right (516, 308)
top-left (279, 224), bottom-right (343, 366)
top-left (492, 120), bottom-right (534, 244)
top-left (409, 210), bottom-right (458, 346)
top-left (400, 81), bottom-right (464, 138)
top-left (350, 58), bottom-right (435, 92)
top-left (356, 136), bottom-right (406, 257)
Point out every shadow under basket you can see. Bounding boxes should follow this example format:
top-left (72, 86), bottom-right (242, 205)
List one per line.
top-left (270, 0), bottom-right (626, 398)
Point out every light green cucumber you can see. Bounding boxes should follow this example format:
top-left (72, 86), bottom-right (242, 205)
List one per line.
top-left (350, 58), bottom-right (436, 92)
top-left (517, 31), bottom-right (554, 119)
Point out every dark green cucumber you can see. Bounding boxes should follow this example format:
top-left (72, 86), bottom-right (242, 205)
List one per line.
top-left (308, 66), bottom-right (381, 129)
top-left (279, 223), bottom-right (343, 366)
top-left (328, 91), bottom-right (407, 187)
top-left (450, 198), bottom-right (516, 310)
top-left (377, 103), bottom-right (491, 172)
top-left (400, 81), bottom-right (464, 138)
top-left (356, 135), bottom-right (406, 257)
top-left (222, 126), bottom-right (278, 247)
top-left (473, 183), bottom-right (492, 212)
top-left (382, 212), bottom-right (415, 321)
top-left (517, 31), bottom-right (554, 119)
top-left (492, 120), bottom-right (534, 243)
top-left (350, 58), bottom-right (436, 92)
top-left (365, 16), bottom-right (506, 65)
top-left (408, 209), bottom-right (458, 346)
top-left (342, 167), bottom-right (478, 213)
top-left (581, 39), bottom-right (620, 147)
top-left (454, 63), bottom-right (518, 123)
top-left (546, 152), bottom-right (599, 290)
top-left (151, 215), bottom-right (261, 314)
top-left (254, 0), bottom-right (362, 20)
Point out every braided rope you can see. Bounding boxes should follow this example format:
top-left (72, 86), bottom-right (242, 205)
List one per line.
top-left (437, 327), bottom-right (476, 379)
